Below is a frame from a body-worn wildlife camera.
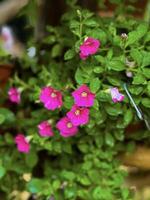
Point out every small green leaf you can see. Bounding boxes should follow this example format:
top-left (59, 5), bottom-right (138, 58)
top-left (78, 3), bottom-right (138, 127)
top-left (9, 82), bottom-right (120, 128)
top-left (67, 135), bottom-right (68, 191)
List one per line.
top-left (142, 68), bottom-right (150, 79)
top-left (75, 68), bottom-right (85, 84)
top-left (130, 49), bottom-right (142, 65)
top-left (126, 23), bottom-right (148, 46)
top-left (90, 78), bottom-right (101, 93)
top-left (124, 109), bottom-right (133, 126)
top-left (93, 66), bottom-right (104, 74)
top-left (27, 178), bottom-right (43, 193)
top-left (64, 96), bottom-right (74, 109)
top-left (0, 108), bottom-right (15, 125)
top-left (78, 175), bottom-right (91, 186)
top-left (142, 51), bottom-right (150, 67)
top-left (64, 49), bottom-right (76, 60)
top-left (107, 60), bottom-right (125, 71)
top-left (105, 133), bottom-right (115, 147)
top-left (25, 150), bottom-right (38, 168)
top-left (133, 73), bottom-right (146, 85)
top-left (64, 186), bottom-right (77, 199)
top-left (51, 44), bottom-right (62, 58)
top-left (0, 165), bottom-right (6, 179)
top-left (142, 98), bottom-right (150, 108)
top-left (0, 114), bottom-right (5, 125)
top-left (61, 170), bottom-right (76, 181)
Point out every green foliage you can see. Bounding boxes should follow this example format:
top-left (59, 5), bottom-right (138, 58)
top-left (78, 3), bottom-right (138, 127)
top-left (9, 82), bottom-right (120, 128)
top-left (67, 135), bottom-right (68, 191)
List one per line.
top-left (0, 0), bottom-right (150, 200)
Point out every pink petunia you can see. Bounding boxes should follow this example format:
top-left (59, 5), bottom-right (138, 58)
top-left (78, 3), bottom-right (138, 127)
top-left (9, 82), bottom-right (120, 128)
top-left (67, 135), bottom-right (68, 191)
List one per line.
top-left (79, 37), bottom-right (100, 60)
top-left (38, 121), bottom-right (54, 137)
top-left (40, 86), bottom-right (63, 110)
top-left (8, 87), bottom-right (21, 104)
top-left (67, 105), bottom-right (89, 126)
top-left (56, 116), bottom-right (78, 137)
top-left (72, 84), bottom-right (95, 107)
top-left (15, 134), bottom-right (30, 153)
top-left (110, 87), bottom-right (124, 103)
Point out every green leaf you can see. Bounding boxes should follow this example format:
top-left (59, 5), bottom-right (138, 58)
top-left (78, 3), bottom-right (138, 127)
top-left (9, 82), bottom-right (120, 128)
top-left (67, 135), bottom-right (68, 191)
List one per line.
top-left (64, 186), bottom-right (77, 199)
top-left (93, 187), bottom-right (112, 200)
top-left (51, 44), bottom-right (62, 58)
top-left (75, 68), bottom-right (85, 84)
top-left (142, 68), bottom-right (150, 79)
top-left (0, 165), bottom-right (6, 179)
top-left (78, 143), bottom-right (89, 153)
top-left (142, 98), bottom-right (150, 108)
top-left (64, 48), bottom-right (76, 60)
top-left (90, 78), bottom-right (101, 93)
top-left (124, 109), bottom-right (133, 126)
top-left (107, 76), bottom-right (121, 86)
top-left (64, 96), bottom-right (74, 109)
top-left (142, 51), bottom-right (150, 67)
top-left (4, 133), bottom-right (14, 144)
top-left (93, 66), bottom-right (104, 74)
top-left (78, 175), bottom-right (91, 186)
top-left (86, 28), bottom-right (107, 45)
top-left (25, 150), bottom-right (38, 168)
top-left (130, 49), bottom-right (142, 65)
top-left (84, 19), bottom-right (99, 27)
top-left (61, 170), bottom-right (76, 181)
top-left (105, 133), bottom-right (115, 147)
top-left (107, 60), bottom-right (125, 71)
top-left (52, 180), bottom-right (61, 190)
top-left (105, 104), bottom-right (122, 116)
top-left (0, 114), bottom-right (5, 125)
top-left (126, 23), bottom-right (148, 46)
top-left (133, 73), bottom-right (146, 85)
top-left (0, 108), bottom-right (15, 125)
top-left (27, 178), bottom-right (44, 193)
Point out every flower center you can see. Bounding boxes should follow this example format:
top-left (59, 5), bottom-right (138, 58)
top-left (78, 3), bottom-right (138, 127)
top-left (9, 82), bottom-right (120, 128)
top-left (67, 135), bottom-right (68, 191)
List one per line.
top-left (51, 92), bottom-right (57, 98)
top-left (81, 92), bottom-right (88, 97)
top-left (75, 109), bottom-right (80, 116)
top-left (67, 122), bottom-right (72, 128)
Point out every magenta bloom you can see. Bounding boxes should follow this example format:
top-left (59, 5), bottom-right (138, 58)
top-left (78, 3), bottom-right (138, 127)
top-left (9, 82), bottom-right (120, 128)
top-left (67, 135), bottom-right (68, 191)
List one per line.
top-left (56, 116), bottom-right (78, 137)
top-left (40, 86), bottom-right (63, 110)
top-left (15, 134), bottom-right (30, 153)
top-left (38, 121), bottom-right (54, 137)
top-left (8, 87), bottom-right (20, 104)
top-left (67, 105), bottom-right (89, 126)
top-left (110, 87), bottom-right (124, 103)
top-left (79, 37), bottom-right (100, 60)
top-left (72, 84), bottom-right (95, 107)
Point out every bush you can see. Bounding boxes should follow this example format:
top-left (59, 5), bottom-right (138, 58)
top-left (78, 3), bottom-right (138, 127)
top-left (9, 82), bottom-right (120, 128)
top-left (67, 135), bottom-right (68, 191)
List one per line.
top-left (0, 0), bottom-right (150, 199)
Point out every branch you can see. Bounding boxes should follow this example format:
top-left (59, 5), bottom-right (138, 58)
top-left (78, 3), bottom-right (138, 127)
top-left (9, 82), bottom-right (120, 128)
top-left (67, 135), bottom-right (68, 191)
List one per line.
top-left (0, 0), bottom-right (29, 24)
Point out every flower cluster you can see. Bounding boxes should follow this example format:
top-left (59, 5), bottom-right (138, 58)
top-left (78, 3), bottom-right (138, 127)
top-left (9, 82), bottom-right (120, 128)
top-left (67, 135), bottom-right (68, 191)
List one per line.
top-left (57, 84), bottom-right (95, 137)
top-left (9, 37), bottom-right (125, 153)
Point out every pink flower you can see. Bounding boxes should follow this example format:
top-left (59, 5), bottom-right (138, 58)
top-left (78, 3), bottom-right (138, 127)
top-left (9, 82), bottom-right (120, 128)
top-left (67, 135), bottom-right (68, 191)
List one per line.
top-left (8, 87), bottom-right (21, 104)
top-left (15, 134), bottom-right (30, 153)
top-left (72, 84), bottom-right (95, 107)
top-left (56, 116), bottom-right (78, 137)
top-left (79, 37), bottom-right (100, 60)
top-left (67, 105), bottom-right (89, 126)
top-left (38, 121), bottom-right (54, 137)
top-left (40, 86), bottom-right (63, 110)
top-left (110, 87), bottom-right (124, 103)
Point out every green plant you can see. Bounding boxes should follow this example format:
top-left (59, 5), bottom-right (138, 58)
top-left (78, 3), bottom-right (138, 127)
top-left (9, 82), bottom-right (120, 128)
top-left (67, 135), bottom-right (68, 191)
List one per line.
top-left (0, 0), bottom-right (150, 199)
